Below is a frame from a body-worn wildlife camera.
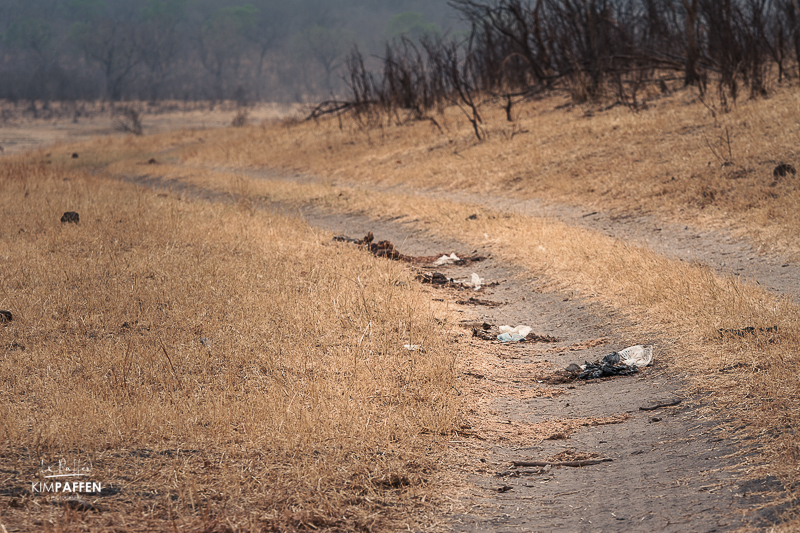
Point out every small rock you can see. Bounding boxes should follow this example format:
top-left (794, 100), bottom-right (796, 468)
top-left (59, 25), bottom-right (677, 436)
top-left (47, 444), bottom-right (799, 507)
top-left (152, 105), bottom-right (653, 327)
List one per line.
top-left (0, 310), bottom-right (12, 323)
top-left (71, 152), bottom-right (79, 159)
top-left (61, 212), bottom-right (80, 224)
top-left (773, 163), bottom-right (796, 178)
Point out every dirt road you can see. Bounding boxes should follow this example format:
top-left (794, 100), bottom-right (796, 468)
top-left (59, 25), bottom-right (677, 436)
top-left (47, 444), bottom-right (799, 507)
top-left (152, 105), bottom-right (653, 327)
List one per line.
top-left (245, 167), bottom-right (799, 301)
top-left (300, 208), bottom-right (785, 532)
top-left (121, 169), bottom-right (794, 531)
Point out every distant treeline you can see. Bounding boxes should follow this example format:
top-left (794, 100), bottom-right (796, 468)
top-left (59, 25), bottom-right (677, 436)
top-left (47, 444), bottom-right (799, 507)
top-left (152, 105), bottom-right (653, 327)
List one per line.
top-left (0, 0), bottom-right (452, 104)
top-left (331, 0), bottom-right (800, 135)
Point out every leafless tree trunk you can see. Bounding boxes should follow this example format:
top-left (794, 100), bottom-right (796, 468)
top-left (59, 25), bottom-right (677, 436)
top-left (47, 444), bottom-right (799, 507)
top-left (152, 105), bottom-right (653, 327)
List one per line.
top-left (682, 0), bottom-right (701, 86)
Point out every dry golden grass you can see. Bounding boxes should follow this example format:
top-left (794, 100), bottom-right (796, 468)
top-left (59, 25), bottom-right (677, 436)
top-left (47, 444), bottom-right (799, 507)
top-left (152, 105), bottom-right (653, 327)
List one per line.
top-left (52, 109), bottom-right (800, 470)
top-left (10, 85), bottom-right (800, 528)
top-left (93, 150), bottom-right (800, 514)
top-left (163, 86), bottom-right (800, 258)
top-left (0, 159), bottom-right (464, 531)
top-left (0, 100), bottom-right (299, 156)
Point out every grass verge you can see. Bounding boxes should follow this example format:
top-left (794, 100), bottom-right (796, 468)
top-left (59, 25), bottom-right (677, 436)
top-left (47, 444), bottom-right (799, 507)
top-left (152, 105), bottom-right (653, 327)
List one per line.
top-left (0, 159), bottom-right (462, 531)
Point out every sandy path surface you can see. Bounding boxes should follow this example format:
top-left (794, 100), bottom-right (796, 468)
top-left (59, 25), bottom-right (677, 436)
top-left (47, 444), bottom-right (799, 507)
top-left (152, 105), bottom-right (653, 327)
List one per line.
top-left (305, 215), bottom-right (771, 532)
top-left (299, 208), bottom-right (783, 532)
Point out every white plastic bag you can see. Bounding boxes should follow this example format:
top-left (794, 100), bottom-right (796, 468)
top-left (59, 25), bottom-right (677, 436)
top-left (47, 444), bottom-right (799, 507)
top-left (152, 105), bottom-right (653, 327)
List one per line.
top-left (471, 273), bottom-right (484, 290)
top-left (499, 325), bottom-right (532, 338)
top-left (433, 253), bottom-right (460, 266)
top-left (618, 345), bottom-right (653, 367)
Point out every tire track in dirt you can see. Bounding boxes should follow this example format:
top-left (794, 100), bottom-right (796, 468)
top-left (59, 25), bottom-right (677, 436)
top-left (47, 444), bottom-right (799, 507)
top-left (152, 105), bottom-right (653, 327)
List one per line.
top-left (299, 210), bottom-right (790, 532)
top-left (116, 172), bottom-right (788, 531)
top-left (446, 191), bottom-right (799, 301)
top-left (241, 167), bottom-right (799, 301)
top-left (275, 207), bottom-right (787, 532)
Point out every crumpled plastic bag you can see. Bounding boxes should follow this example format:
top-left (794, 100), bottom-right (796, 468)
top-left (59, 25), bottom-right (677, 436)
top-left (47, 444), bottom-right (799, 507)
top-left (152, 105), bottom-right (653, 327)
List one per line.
top-left (578, 353), bottom-right (637, 379)
top-left (499, 325), bottom-right (532, 337)
top-left (434, 253), bottom-right (460, 266)
top-left (577, 344), bottom-right (653, 379)
top-left (497, 325), bottom-right (532, 342)
top-left (618, 344), bottom-right (653, 367)
top-left (471, 273), bottom-right (484, 291)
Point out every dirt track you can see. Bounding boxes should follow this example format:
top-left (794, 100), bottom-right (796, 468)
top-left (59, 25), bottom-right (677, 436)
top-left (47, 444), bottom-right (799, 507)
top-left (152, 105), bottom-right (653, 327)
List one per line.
top-left (462, 192), bottom-right (800, 300)
top-left (298, 207), bottom-right (785, 532)
top-left (244, 167), bottom-right (800, 301)
top-left (121, 169), bottom-right (794, 531)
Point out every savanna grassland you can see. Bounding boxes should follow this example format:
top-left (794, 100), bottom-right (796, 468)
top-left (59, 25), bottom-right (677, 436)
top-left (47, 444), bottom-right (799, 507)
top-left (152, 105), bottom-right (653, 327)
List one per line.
top-left (0, 159), bottom-right (465, 531)
top-left (192, 87), bottom-right (800, 258)
top-left (2, 83), bottom-right (800, 531)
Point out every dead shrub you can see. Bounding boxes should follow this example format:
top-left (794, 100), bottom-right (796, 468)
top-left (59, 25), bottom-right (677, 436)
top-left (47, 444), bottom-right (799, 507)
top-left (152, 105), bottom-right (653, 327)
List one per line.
top-left (231, 108), bottom-right (249, 127)
top-left (113, 106), bottom-right (143, 136)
